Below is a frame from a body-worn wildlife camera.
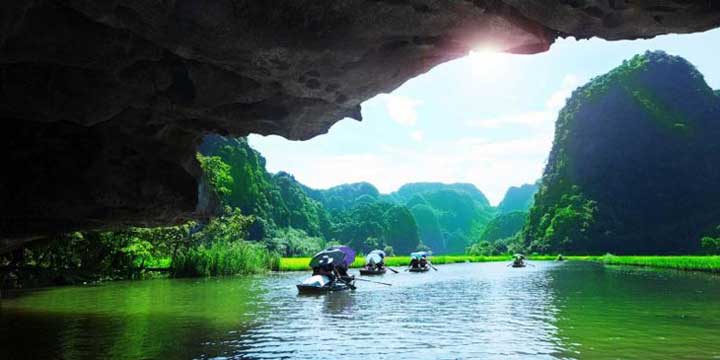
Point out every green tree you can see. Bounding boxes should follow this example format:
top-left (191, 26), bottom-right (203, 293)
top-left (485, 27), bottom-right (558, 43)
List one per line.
top-left (384, 205), bottom-right (420, 254)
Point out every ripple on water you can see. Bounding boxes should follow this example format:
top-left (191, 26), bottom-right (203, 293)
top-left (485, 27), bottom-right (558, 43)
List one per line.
top-left (6, 261), bottom-right (720, 359)
top-left (208, 262), bottom-right (564, 360)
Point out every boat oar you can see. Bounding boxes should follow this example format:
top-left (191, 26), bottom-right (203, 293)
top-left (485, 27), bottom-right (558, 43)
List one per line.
top-left (386, 267), bottom-right (399, 273)
top-left (430, 264), bottom-right (438, 271)
top-left (334, 269), bottom-right (356, 290)
top-left (355, 278), bottom-right (392, 286)
top-left (340, 277), bottom-right (356, 290)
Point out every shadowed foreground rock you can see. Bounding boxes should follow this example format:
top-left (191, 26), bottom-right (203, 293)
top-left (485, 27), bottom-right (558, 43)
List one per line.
top-left (1, 0), bottom-right (719, 250)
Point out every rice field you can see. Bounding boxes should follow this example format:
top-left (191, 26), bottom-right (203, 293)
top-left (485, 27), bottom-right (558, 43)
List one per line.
top-left (276, 254), bottom-right (556, 271)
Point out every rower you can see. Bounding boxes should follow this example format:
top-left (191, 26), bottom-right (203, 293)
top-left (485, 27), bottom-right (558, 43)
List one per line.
top-left (312, 256), bottom-right (335, 280)
top-left (419, 256), bottom-right (428, 268)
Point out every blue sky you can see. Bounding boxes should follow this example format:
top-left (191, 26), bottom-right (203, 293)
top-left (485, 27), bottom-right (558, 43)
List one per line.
top-left (250, 29), bottom-right (720, 205)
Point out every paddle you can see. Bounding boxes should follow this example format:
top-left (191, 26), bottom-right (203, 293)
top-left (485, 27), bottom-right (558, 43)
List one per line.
top-left (386, 267), bottom-right (399, 273)
top-left (333, 269), bottom-right (356, 290)
top-left (430, 264), bottom-right (438, 271)
top-left (355, 278), bottom-right (392, 286)
top-left (340, 277), bottom-right (356, 290)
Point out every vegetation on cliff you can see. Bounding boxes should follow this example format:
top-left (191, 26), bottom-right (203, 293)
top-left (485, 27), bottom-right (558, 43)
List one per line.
top-left (523, 51), bottom-right (720, 254)
top-left (497, 183), bottom-right (538, 214)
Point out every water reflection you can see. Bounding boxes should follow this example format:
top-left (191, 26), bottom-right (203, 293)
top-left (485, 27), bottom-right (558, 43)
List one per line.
top-left (215, 262), bottom-right (564, 359)
top-left (550, 262), bottom-right (720, 359)
top-left (5, 262), bottom-right (720, 359)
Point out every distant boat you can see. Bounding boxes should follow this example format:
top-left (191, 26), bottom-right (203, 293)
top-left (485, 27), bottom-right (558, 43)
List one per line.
top-left (510, 254), bottom-right (526, 268)
top-left (360, 249), bottom-right (388, 275)
top-left (359, 268), bottom-right (387, 275)
top-left (408, 266), bottom-right (430, 272)
top-left (408, 251), bottom-right (434, 272)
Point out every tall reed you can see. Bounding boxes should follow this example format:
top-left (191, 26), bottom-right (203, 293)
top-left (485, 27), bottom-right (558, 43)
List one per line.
top-left (172, 240), bottom-right (280, 277)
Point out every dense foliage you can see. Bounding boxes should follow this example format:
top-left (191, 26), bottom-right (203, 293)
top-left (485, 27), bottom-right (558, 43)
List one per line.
top-left (523, 51), bottom-right (720, 254)
top-left (384, 183), bottom-right (497, 253)
top-left (479, 211), bottom-right (528, 243)
top-left (497, 183), bottom-right (538, 214)
top-left (390, 182), bottom-right (492, 208)
top-left (198, 136), bottom-right (330, 239)
top-left (198, 136), bottom-right (422, 256)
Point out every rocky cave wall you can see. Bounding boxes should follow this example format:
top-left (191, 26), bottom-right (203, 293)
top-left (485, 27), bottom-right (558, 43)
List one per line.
top-left (1, 0), bottom-right (719, 251)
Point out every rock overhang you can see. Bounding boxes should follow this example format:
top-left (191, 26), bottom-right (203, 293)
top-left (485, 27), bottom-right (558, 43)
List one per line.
top-left (1, 0), bottom-right (719, 250)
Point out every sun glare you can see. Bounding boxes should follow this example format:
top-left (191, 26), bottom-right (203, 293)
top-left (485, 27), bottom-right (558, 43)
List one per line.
top-left (468, 47), bottom-right (507, 78)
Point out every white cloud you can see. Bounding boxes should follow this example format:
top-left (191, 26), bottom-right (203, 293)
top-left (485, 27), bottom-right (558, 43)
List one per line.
top-left (250, 134), bottom-right (550, 205)
top-left (465, 111), bottom-right (555, 129)
top-left (382, 94), bottom-right (422, 126)
top-left (410, 130), bottom-right (424, 141)
top-left (466, 73), bottom-right (582, 130)
top-left (249, 74), bottom-right (585, 205)
top-left (546, 74), bottom-right (582, 111)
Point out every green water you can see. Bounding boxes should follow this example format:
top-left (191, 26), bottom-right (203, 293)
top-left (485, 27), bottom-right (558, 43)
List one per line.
top-left (2, 261), bottom-right (720, 359)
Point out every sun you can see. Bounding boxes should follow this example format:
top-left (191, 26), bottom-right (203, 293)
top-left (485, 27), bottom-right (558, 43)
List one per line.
top-left (468, 47), bottom-right (507, 78)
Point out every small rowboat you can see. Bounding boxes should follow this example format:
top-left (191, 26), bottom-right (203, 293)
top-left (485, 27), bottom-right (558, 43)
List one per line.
top-left (296, 275), bottom-right (355, 294)
top-left (511, 262), bottom-right (526, 268)
top-left (408, 266), bottom-right (430, 273)
top-left (359, 268), bottom-right (387, 275)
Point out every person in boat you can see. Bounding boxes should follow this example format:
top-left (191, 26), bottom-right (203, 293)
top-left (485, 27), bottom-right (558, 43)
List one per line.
top-left (419, 256), bottom-right (428, 269)
top-left (364, 262), bottom-right (383, 271)
top-left (512, 254), bottom-right (525, 267)
top-left (409, 257), bottom-right (420, 269)
top-left (312, 257), bottom-right (336, 279)
top-left (311, 261), bottom-right (353, 286)
top-left (335, 263), bottom-right (354, 284)
top-left (364, 253), bottom-right (385, 271)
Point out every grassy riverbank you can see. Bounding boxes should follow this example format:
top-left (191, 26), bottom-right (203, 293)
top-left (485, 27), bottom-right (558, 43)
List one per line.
top-left (277, 254), bottom-right (557, 271)
top-left (583, 255), bottom-right (720, 273)
top-left (278, 254), bottom-right (720, 273)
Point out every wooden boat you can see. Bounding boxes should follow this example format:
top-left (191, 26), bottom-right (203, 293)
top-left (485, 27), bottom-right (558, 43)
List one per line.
top-left (296, 275), bottom-right (354, 294)
top-left (510, 254), bottom-right (527, 268)
top-left (408, 265), bottom-right (430, 272)
top-left (359, 268), bottom-right (386, 275)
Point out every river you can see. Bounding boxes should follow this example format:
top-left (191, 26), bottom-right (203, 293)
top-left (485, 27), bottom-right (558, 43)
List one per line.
top-left (2, 261), bottom-right (720, 359)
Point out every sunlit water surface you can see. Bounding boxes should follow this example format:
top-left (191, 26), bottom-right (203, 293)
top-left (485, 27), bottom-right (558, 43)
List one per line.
top-left (2, 261), bottom-right (720, 359)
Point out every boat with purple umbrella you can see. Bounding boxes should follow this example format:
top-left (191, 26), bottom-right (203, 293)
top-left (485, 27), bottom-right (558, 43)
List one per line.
top-left (297, 246), bottom-right (356, 294)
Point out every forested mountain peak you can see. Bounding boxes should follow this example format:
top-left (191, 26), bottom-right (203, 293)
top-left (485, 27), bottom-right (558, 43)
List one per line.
top-left (497, 183), bottom-right (538, 214)
top-left (524, 52), bottom-right (720, 254)
top-left (392, 182), bottom-right (491, 208)
top-left (304, 182), bottom-right (380, 212)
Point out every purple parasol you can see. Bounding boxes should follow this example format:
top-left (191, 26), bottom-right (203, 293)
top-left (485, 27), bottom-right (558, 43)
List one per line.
top-left (327, 245), bottom-right (356, 267)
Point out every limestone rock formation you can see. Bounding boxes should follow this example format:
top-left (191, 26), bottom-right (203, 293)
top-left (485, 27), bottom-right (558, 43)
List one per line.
top-left (524, 51), bottom-right (720, 254)
top-left (497, 183), bottom-right (539, 214)
top-left (2, 0), bottom-right (719, 249)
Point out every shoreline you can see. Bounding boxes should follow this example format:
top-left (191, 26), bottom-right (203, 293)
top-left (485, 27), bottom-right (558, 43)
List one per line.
top-left (572, 255), bottom-right (720, 273)
top-left (279, 255), bottom-right (720, 273)
top-left (277, 255), bottom-right (557, 271)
